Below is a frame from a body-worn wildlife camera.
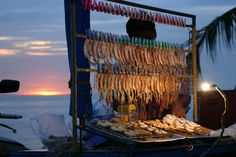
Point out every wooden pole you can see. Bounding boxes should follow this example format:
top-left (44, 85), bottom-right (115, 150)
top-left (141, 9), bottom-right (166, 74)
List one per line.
top-left (192, 16), bottom-right (198, 122)
top-left (70, 0), bottom-right (78, 154)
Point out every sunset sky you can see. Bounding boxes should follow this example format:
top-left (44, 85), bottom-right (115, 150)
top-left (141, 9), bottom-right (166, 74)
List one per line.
top-left (0, 0), bottom-right (235, 95)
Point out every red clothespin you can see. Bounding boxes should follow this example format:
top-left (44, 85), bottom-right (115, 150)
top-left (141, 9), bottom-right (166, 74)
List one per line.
top-left (167, 15), bottom-right (171, 25)
top-left (127, 7), bottom-right (131, 17)
top-left (114, 4), bottom-right (121, 15)
top-left (174, 17), bottom-right (178, 26)
top-left (108, 3), bottom-right (113, 14)
top-left (121, 6), bottom-right (126, 17)
top-left (164, 14), bottom-right (168, 24)
top-left (160, 14), bottom-right (165, 24)
top-left (140, 10), bottom-right (145, 20)
top-left (117, 5), bottom-right (121, 15)
top-left (178, 17), bottom-right (182, 27)
top-left (91, 0), bottom-right (97, 11)
top-left (133, 8), bottom-right (138, 19)
top-left (144, 11), bottom-right (148, 21)
top-left (155, 13), bottom-right (160, 23)
top-left (82, 0), bottom-right (89, 10)
top-left (183, 18), bottom-right (186, 27)
top-left (179, 18), bottom-right (184, 27)
top-left (104, 2), bottom-right (109, 13)
top-left (149, 12), bottom-right (154, 22)
top-left (88, 0), bottom-right (93, 10)
top-left (97, 1), bottom-right (104, 12)
top-left (113, 4), bottom-right (118, 15)
top-left (137, 9), bottom-right (142, 20)
top-left (169, 16), bottom-right (174, 25)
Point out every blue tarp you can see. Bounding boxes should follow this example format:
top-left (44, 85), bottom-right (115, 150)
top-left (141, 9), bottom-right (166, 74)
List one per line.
top-left (64, 0), bottom-right (92, 117)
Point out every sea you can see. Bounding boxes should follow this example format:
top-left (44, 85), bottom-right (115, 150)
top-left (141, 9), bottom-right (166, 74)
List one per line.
top-left (0, 94), bottom-right (194, 150)
top-left (0, 95), bottom-right (70, 149)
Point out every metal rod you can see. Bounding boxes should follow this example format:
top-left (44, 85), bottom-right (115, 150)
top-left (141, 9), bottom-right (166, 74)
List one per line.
top-left (71, 0), bottom-right (78, 154)
top-left (191, 17), bottom-right (198, 122)
top-left (76, 67), bottom-right (193, 78)
top-left (76, 33), bottom-right (191, 53)
top-left (106, 0), bottom-right (195, 18)
top-left (199, 84), bottom-right (227, 157)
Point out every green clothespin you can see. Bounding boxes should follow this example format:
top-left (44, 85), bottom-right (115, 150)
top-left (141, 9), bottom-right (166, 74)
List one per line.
top-left (156, 41), bottom-right (159, 48)
top-left (135, 37), bottom-right (139, 46)
top-left (160, 41), bottom-right (163, 49)
top-left (131, 37), bottom-right (135, 46)
top-left (138, 37), bottom-right (142, 47)
top-left (142, 39), bottom-right (146, 47)
top-left (146, 39), bottom-right (149, 48)
top-left (164, 42), bottom-right (167, 50)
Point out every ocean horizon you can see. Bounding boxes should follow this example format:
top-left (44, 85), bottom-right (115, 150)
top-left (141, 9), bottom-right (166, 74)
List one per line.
top-left (0, 94), bottom-right (71, 149)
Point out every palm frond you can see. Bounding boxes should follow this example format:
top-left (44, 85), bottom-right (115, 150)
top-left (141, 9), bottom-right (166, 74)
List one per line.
top-left (197, 6), bottom-right (236, 62)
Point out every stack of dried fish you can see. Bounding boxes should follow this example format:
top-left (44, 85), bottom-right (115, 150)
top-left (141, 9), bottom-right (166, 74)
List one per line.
top-left (95, 73), bottom-right (181, 109)
top-left (94, 114), bottom-right (211, 139)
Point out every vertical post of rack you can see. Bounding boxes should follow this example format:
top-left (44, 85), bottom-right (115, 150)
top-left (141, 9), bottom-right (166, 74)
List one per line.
top-left (192, 16), bottom-right (198, 122)
top-left (70, 0), bottom-right (78, 154)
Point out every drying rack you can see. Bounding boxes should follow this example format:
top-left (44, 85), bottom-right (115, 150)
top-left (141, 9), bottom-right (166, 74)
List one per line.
top-left (69, 0), bottom-right (197, 154)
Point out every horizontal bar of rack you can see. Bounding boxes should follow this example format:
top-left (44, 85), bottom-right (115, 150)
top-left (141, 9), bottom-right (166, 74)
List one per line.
top-left (105, 0), bottom-right (196, 19)
top-left (76, 33), bottom-right (191, 53)
top-left (76, 68), bottom-right (97, 73)
top-left (76, 68), bottom-right (194, 78)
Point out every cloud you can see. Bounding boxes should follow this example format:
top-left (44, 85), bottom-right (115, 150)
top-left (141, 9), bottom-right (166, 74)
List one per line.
top-left (12, 39), bottom-right (67, 56)
top-left (0, 49), bottom-right (17, 56)
top-left (26, 52), bottom-right (66, 56)
top-left (28, 46), bottom-right (52, 50)
top-left (0, 36), bottom-right (15, 41)
top-left (14, 40), bottom-right (51, 48)
top-left (194, 5), bottom-right (234, 13)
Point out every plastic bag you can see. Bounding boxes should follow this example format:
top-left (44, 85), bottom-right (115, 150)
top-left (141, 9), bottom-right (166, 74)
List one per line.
top-left (30, 113), bottom-right (72, 149)
top-left (210, 123), bottom-right (236, 140)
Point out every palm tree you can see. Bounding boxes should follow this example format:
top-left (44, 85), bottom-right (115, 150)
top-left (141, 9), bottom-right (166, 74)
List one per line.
top-left (196, 6), bottom-right (236, 73)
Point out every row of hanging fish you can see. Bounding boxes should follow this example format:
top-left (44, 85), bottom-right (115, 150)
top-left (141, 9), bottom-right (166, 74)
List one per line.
top-left (82, 0), bottom-right (187, 27)
top-left (84, 38), bottom-right (187, 75)
top-left (95, 73), bottom-right (182, 109)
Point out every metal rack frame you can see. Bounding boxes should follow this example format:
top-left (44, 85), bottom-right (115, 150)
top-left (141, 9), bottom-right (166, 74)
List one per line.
top-left (69, 0), bottom-right (197, 153)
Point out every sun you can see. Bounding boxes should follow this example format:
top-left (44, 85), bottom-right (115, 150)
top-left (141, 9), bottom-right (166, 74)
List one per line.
top-left (32, 91), bottom-right (63, 96)
top-left (20, 89), bottom-right (70, 96)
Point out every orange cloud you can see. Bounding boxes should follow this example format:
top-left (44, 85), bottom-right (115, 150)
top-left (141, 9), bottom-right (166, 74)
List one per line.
top-left (28, 45), bottom-right (52, 50)
top-left (14, 40), bottom-right (51, 48)
top-left (0, 49), bottom-right (17, 56)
